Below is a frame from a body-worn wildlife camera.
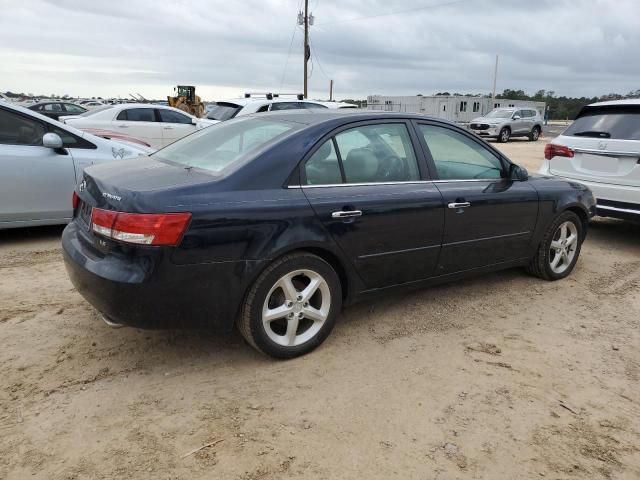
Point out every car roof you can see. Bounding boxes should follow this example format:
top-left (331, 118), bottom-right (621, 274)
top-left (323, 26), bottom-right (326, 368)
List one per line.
top-left (218, 97), bottom-right (325, 107)
top-left (588, 98), bottom-right (640, 107)
top-left (240, 109), bottom-right (447, 126)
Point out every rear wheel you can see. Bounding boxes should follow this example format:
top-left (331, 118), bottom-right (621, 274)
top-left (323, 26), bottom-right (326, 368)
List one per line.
top-left (238, 253), bottom-right (342, 359)
top-left (527, 211), bottom-right (583, 280)
top-left (498, 127), bottom-right (511, 143)
top-left (529, 126), bottom-right (541, 141)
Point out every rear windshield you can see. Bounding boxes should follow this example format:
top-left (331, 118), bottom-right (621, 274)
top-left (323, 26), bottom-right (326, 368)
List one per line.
top-left (152, 117), bottom-right (300, 174)
top-left (564, 107), bottom-right (640, 140)
top-left (206, 102), bottom-right (242, 121)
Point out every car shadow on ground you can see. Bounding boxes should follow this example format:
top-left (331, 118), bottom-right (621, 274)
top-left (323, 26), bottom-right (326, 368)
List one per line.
top-left (0, 225), bottom-right (65, 247)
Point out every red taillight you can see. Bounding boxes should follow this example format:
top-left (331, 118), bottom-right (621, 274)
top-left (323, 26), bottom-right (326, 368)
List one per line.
top-left (90, 208), bottom-right (192, 246)
top-left (72, 191), bottom-right (79, 209)
top-left (544, 143), bottom-right (574, 160)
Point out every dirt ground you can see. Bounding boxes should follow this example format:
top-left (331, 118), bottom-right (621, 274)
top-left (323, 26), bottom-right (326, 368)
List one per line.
top-left (1, 138), bottom-right (639, 479)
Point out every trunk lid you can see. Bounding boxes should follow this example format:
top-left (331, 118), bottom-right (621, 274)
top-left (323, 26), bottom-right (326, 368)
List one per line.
top-left (549, 136), bottom-right (640, 187)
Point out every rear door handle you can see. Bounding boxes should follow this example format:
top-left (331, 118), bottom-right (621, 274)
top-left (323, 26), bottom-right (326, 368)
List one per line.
top-left (117, 124), bottom-right (128, 128)
top-left (164, 126), bottom-right (174, 130)
top-left (331, 210), bottom-right (363, 218)
top-left (448, 202), bottom-right (471, 209)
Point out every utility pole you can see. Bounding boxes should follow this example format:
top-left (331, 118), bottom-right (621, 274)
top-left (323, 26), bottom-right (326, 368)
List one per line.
top-left (303, 0), bottom-right (309, 98)
top-left (491, 54), bottom-right (499, 107)
top-left (329, 79), bottom-right (333, 101)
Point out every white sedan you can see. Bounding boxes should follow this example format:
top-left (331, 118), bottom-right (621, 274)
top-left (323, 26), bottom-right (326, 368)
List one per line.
top-left (61, 104), bottom-right (218, 150)
top-left (0, 102), bottom-right (152, 229)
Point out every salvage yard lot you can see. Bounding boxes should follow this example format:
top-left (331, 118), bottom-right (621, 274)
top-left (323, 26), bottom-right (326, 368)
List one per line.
top-left (1, 138), bottom-right (639, 479)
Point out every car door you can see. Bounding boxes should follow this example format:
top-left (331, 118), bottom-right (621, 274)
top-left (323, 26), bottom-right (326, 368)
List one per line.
top-left (0, 107), bottom-right (76, 224)
top-left (414, 121), bottom-right (538, 275)
top-left (156, 108), bottom-right (196, 146)
top-left (300, 121), bottom-right (444, 289)
top-left (112, 108), bottom-right (162, 149)
top-left (512, 110), bottom-right (527, 134)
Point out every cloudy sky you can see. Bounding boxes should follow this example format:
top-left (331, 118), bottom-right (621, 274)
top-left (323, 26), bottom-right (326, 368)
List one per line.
top-left (1, 0), bottom-right (639, 101)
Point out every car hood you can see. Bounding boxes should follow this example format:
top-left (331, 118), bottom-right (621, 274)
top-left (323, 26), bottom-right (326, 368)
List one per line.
top-left (471, 116), bottom-right (501, 124)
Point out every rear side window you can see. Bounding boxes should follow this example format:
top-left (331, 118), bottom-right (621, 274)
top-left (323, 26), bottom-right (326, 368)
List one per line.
top-left (158, 109), bottom-right (192, 124)
top-left (118, 108), bottom-right (155, 122)
top-left (303, 123), bottom-right (421, 185)
top-left (419, 124), bottom-right (503, 180)
top-left (564, 108), bottom-right (640, 140)
top-left (0, 108), bottom-right (46, 146)
top-left (44, 103), bottom-right (63, 112)
top-left (153, 117), bottom-right (300, 174)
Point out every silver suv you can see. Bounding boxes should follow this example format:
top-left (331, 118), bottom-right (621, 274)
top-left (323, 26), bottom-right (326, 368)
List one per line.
top-left (469, 107), bottom-right (543, 142)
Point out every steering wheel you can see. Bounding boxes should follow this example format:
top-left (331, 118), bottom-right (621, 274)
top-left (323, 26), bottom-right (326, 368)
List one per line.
top-left (376, 154), bottom-right (405, 181)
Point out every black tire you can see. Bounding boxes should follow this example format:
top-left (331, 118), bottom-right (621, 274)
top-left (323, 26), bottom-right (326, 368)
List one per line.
top-left (529, 126), bottom-right (541, 141)
top-left (498, 127), bottom-right (511, 143)
top-left (238, 252), bottom-right (342, 359)
top-left (526, 211), bottom-right (584, 281)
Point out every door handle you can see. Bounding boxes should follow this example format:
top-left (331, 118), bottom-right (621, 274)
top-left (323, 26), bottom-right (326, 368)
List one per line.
top-left (117, 124), bottom-right (128, 128)
top-left (163, 126), bottom-right (174, 130)
top-left (447, 202), bottom-right (471, 209)
top-left (331, 210), bottom-right (363, 219)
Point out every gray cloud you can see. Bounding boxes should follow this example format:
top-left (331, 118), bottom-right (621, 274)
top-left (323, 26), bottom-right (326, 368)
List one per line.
top-left (1, 0), bottom-right (638, 100)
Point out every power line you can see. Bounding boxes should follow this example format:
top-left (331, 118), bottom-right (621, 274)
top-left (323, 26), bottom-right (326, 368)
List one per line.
top-left (309, 36), bottom-right (330, 81)
top-left (316, 0), bottom-right (471, 26)
top-left (280, 24), bottom-right (301, 91)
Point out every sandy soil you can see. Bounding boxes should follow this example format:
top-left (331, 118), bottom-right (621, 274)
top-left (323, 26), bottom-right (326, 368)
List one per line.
top-left (1, 139), bottom-right (639, 479)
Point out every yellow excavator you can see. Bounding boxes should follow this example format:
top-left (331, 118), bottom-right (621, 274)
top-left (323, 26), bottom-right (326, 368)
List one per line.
top-left (167, 85), bottom-right (205, 118)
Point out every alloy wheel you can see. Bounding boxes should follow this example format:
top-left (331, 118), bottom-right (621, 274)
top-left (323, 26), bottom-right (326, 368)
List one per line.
top-left (500, 129), bottom-right (510, 142)
top-left (262, 269), bottom-right (331, 347)
top-left (549, 221), bottom-right (578, 274)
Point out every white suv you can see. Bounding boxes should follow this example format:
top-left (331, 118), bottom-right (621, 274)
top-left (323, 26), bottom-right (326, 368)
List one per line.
top-left (206, 93), bottom-right (328, 121)
top-left (539, 99), bottom-right (640, 220)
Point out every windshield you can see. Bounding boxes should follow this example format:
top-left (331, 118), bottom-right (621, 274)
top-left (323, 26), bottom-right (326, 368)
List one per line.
top-left (485, 109), bottom-right (514, 119)
top-left (78, 105), bottom-right (113, 117)
top-left (564, 108), bottom-right (640, 140)
top-left (153, 117), bottom-right (301, 174)
top-left (206, 102), bottom-right (242, 121)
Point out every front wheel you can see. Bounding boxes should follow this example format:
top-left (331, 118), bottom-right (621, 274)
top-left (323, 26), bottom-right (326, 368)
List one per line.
top-left (527, 211), bottom-right (584, 281)
top-left (498, 127), bottom-right (511, 143)
top-left (238, 252), bottom-right (342, 359)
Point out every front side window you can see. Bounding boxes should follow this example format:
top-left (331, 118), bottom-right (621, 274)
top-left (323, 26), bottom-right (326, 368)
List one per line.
top-left (0, 109), bottom-right (46, 146)
top-left (419, 125), bottom-right (503, 180)
top-left (118, 108), bottom-right (155, 122)
top-left (153, 117), bottom-right (300, 174)
top-left (64, 104), bottom-right (86, 113)
top-left (158, 109), bottom-right (192, 124)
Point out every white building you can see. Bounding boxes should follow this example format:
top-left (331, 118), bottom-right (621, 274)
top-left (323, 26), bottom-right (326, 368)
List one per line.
top-left (366, 95), bottom-right (545, 123)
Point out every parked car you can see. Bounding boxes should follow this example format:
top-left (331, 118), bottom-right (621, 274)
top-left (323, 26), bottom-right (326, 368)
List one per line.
top-left (0, 102), bottom-right (151, 229)
top-left (79, 128), bottom-right (152, 149)
top-left (206, 93), bottom-right (328, 121)
top-left (61, 103), bottom-right (217, 149)
top-left (321, 101), bottom-right (359, 109)
top-left (63, 110), bottom-right (595, 358)
top-left (539, 99), bottom-right (640, 220)
top-left (28, 101), bottom-right (87, 121)
top-left (469, 107), bottom-right (543, 143)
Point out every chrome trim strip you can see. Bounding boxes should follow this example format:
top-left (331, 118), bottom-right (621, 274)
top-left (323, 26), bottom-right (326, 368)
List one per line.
top-left (597, 205), bottom-right (640, 214)
top-left (358, 244), bottom-right (440, 260)
top-left (289, 179), bottom-right (499, 189)
top-left (573, 148), bottom-right (640, 158)
top-left (443, 231), bottom-right (531, 247)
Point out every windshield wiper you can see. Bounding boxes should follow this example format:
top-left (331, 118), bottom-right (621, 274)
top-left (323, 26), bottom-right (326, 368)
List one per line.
top-left (572, 130), bottom-right (611, 138)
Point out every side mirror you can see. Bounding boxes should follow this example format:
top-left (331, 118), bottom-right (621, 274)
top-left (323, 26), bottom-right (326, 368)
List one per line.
top-left (43, 132), bottom-right (63, 149)
top-left (512, 115), bottom-right (521, 120)
top-left (510, 164), bottom-right (529, 181)
top-left (191, 117), bottom-right (197, 125)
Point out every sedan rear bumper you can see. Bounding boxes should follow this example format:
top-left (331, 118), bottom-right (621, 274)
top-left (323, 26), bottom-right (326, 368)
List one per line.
top-left (62, 221), bottom-right (263, 331)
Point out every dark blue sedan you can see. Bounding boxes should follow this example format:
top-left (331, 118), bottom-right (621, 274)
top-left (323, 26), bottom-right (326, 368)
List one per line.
top-left (63, 111), bottom-right (596, 358)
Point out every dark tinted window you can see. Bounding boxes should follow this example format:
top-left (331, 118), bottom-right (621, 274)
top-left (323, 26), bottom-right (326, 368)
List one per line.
top-left (303, 102), bottom-right (328, 109)
top-left (564, 107), bottom-right (640, 140)
top-left (256, 104), bottom-right (270, 113)
top-left (419, 125), bottom-right (503, 180)
top-left (158, 109), bottom-right (192, 124)
top-left (270, 102), bottom-right (305, 111)
top-left (0, 108), bottom-right (46, 146)
top-left (206, 102), bottom-right (241, 121)
top-left (118, 108), bottom-right (155, 122)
